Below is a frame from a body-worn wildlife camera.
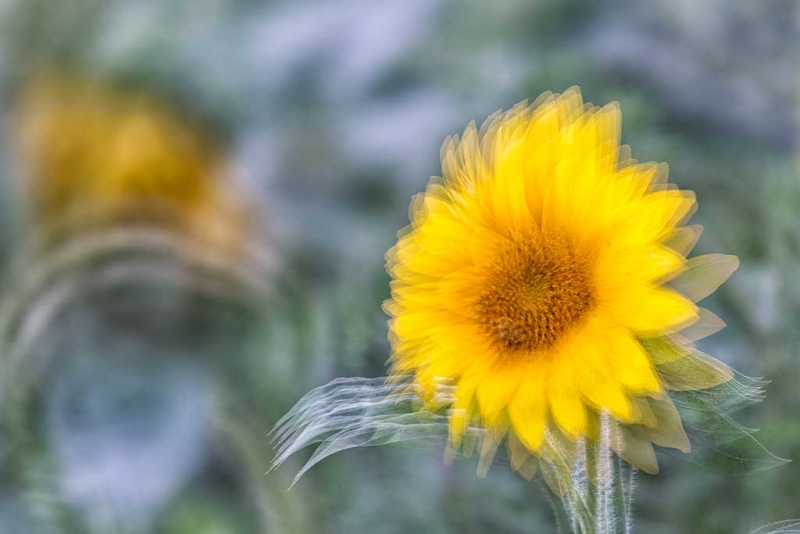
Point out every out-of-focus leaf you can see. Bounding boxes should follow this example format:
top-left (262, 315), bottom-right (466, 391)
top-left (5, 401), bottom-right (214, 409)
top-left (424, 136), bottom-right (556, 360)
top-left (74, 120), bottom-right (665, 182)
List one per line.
top-left (751, 520), bottom-right (800, 534)
top-left (667, 379), bottom-right (788, 475)
top-left (270, 376), bottom-right (471, 487)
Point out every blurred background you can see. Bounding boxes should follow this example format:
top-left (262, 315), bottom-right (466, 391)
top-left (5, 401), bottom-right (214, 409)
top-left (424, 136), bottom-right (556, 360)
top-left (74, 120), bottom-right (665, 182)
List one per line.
top-left (0, 0), bottom-right (795, 532)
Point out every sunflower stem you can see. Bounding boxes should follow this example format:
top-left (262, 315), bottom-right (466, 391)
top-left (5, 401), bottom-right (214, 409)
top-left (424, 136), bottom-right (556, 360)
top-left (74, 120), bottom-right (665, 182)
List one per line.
top-left (558, 412), bottom-right (638, 534)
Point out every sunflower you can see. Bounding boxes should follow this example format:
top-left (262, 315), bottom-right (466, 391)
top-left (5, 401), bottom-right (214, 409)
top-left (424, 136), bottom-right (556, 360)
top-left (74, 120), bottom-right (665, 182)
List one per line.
top-left (384, 88), bottom-right (739, 486)
top-left (14, 75), bottom-right (249, 256)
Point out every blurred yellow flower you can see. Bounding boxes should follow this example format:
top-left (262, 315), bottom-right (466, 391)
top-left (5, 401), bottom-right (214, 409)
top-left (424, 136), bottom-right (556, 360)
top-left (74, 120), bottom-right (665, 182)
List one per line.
top-left (14, 76), bottom-right (250, 256)
top-left (385, 88), bottom-right (739, 483)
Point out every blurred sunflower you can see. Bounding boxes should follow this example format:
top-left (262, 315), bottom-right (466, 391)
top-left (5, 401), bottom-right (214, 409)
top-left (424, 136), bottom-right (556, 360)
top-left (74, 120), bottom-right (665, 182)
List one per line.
top-left (384, 88), bottom-right (739, 483)
top-left (14, 75), bottom-right (250, 257)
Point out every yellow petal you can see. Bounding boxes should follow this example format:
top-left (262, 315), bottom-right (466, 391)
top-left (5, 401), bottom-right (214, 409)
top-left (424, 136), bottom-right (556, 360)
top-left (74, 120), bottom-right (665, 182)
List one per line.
top-left (448, 381), bottom-right (476, 448)
top-left (637, 395), bottom-right (690, 453)
top-left (612, 189), bottom-right (697, 247)
top-left (547, 357), bottom-right (587, 438)
top-left (612, 424), bottom-right (659, 474)
top-left (606, 329), bottom-right (661, 394)
top-left (665, 224), bottom-right (704, 255)
top-left (507, 371), bottom-right (547, 451)
top-left (475, 362), bottom-right (522, 427)
top-left (630, 396), bottom-right (658, 428)
top-left (506, 432), bottom-right (539, 479)
top-left (573, 341), bottom-right (636, 422)
top-left (669, 254), bottom-right (739, 303)
top-left (679, 307), bottom-right (726, 342)
top-left (469, 226), bottom-right (511, 269)
top-left (438, 267), bottom-right (483, 316)
top-left (595, 243), bottom-right (687, 290)
top-left (604, 285), bottom-right (698, 335)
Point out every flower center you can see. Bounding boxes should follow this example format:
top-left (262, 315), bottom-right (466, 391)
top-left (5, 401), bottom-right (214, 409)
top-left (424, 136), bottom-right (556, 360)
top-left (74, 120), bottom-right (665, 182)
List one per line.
top-left (475, 230), bottom-right (595, 352)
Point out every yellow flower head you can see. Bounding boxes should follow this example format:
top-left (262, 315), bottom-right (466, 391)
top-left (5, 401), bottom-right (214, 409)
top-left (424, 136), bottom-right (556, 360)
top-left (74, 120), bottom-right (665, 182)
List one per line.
top-left (14, 75), bottom-right (250, 256)
top-left (385, 88), bottom-right (739, 484)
